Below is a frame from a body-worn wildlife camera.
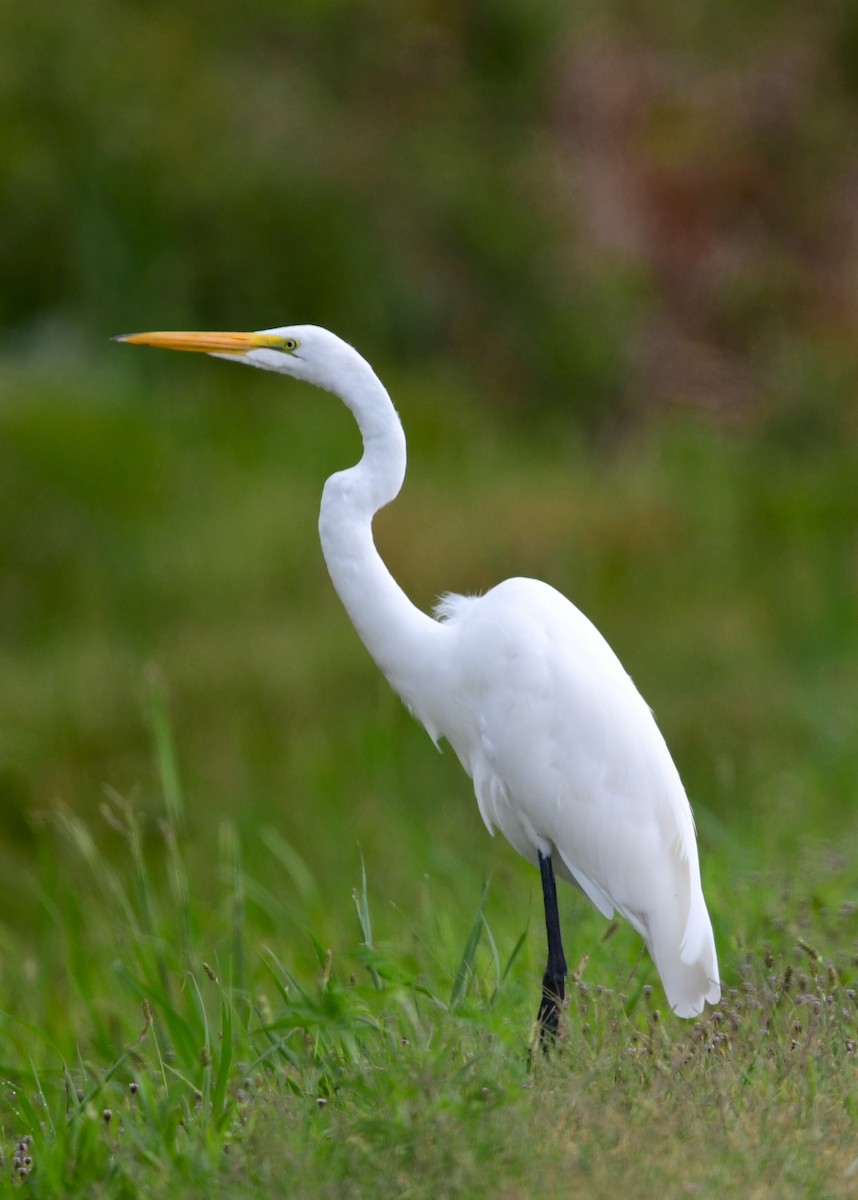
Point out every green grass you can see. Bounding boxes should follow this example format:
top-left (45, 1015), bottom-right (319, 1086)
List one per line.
top-left (1, 355), bottom-right (857, 1195)
top-left (1, 748), bottom-right (856, 1198)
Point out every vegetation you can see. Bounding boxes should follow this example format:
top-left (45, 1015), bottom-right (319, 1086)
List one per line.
top-left (4, 1), bottom-right (858, 423)
top-left (2, 1), bottom-right (858, 1195)
top-left (1, 766), bottom-right (857, 1199)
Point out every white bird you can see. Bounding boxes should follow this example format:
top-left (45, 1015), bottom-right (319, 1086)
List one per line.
top-left (118, 324), bottom-right (720, 1039)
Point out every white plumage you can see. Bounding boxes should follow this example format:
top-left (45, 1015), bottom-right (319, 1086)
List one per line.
top-left (118, 322), bottom-right (721, 1030)
top-left (433, 580), bottom-right (719, 1018)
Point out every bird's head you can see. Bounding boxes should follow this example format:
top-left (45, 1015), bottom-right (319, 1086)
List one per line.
top-left (115, 324), bottom-right (368, 396)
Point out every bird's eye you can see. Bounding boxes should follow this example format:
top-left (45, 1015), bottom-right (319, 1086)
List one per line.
top-left (281, 337), bottom-right (299, 352)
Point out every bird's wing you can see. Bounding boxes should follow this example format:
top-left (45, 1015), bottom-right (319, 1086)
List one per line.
top-left (436, 577), bottom-right (701, 921)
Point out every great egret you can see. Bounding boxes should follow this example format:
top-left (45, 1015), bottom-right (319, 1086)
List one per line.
top-left (118, 325), bottom-right (721, 1038)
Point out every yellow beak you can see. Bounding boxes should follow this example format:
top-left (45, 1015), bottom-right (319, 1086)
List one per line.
top-left (114, 330), bottom-right (284, 355)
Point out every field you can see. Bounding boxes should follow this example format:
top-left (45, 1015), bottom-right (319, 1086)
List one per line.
top-left (0, 348), bottom-right (856, 1197)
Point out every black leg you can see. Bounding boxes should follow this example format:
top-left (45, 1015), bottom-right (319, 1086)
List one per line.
top-left (536, 848), bottom-right (567, 1047)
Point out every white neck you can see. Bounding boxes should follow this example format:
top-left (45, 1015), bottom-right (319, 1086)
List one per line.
top-left (317, 359), bottom-right (443, 721)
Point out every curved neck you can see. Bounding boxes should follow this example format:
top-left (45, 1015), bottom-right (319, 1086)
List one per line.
top-left (318, 362), bottom-right (442, 717)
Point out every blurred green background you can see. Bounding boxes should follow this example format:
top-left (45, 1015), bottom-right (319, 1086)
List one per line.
top-left (1, 1), bottom-right (857, 967)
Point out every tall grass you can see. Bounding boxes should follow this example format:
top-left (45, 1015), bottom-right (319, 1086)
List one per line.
top-left (0, 688), bottom-right (528, 1195)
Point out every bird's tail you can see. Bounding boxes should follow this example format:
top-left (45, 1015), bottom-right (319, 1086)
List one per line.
top-left (647, 880), bottom-right (720, 1018)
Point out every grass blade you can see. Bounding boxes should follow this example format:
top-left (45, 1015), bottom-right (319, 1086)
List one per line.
top-left (221, 821), bottom-right (246, 996)
top-left (450, 878), bottom-right (489, 1011)
top-left (353, 853), bottom-right (382, 991)
top-left (212, 993), bottom-right (233, 1127)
